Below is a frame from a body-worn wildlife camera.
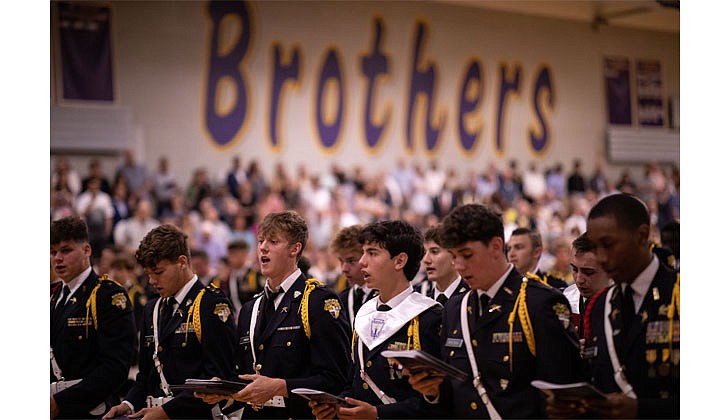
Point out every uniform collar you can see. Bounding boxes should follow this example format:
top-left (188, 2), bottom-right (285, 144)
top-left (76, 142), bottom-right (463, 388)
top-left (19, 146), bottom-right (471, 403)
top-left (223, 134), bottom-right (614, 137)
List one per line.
top-left (435, 275), bottom-right (462, 300)
top-left (63, 266), bottom-right (92, 298)
top-left (480, 264), bottom-right (514, 300)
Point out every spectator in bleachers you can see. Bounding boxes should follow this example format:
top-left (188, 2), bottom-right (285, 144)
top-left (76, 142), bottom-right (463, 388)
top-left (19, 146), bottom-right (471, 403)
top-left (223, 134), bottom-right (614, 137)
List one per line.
top-left (115, 149), bottom-right (150, 201)
top-left (151, 156), bottom-right (178, 219)
top-left (113, 198), bottom-right (160, 255)
top-left (81, 159), bottom-right (112, 195)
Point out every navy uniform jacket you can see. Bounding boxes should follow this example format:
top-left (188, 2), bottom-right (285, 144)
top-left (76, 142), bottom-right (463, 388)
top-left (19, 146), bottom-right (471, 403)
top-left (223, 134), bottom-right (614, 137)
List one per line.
top-left (233, 273), bottom-right (352, 419)
top-left (422, 277), bottom-right (470, 302)
top-left (125, 280), bottom-right (236, 419)
top-left (585, 262), bottom-right (679, 419)
top-left (535, 269), bottom-right (569, 292)
top-left (338, 286), bottom-right (378, 328)
top-left (345, 294), bottom-right (442, 419)
top-left (435, 267), bottom-right (584, 418)
top-left (51, 271), bottom-right (136, 418)
top-left (222, 267), bottom-right (264, 313)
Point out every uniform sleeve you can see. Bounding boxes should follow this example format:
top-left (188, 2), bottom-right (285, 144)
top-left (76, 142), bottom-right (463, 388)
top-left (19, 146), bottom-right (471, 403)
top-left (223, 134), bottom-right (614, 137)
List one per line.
top-left (55, 283), bottom-right (136, 415)
top-left (532, 290), bottom-right (585, 383)
top-left (284, 290), bottom-right (353, 394)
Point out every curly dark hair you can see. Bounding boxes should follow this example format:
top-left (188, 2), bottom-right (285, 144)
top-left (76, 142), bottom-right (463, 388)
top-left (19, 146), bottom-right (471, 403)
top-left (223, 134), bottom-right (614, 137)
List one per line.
top-left (135, 224), bottom-right (190, 269)
top-left (438, 204), bottom-right (504, 249)
top-left (359, 220), bottom-right (424, 281)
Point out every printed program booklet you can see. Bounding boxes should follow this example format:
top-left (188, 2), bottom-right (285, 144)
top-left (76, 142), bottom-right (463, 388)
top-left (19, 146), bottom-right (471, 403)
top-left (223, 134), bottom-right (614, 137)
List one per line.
top-left (530, 380), bottom-right (607, 401)
top-left (169, 379), bottom-right (249, 395)
top-left (380, 349), bottom-right (470, 382)
top-left (291, 388), bottom-right (353, 407)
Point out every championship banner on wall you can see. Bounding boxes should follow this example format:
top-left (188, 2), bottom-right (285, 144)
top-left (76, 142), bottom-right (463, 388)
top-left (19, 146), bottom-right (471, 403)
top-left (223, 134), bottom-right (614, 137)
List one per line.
top-left (57, 2), bottom-right (114, 101)
top-left (603, 56), bottom-right (632, 125)
top-left (635, 58), bottom-right (664, 127)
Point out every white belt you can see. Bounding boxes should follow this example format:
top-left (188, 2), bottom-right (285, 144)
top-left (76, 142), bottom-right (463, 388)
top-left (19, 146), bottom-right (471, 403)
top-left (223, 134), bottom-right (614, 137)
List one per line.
top-left (147, 395), bottom-right (174, 407)
top-left (51, 379), bottom-right (105, 416)
top-left (248, 396), bottom-right (286, 409)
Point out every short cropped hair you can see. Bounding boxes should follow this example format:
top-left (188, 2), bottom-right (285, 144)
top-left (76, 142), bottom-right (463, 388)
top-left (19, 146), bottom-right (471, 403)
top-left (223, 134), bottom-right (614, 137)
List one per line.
top-left (136, 224), bottom-right (191, 269)
top-left (424, 224), bottom-right (443, 244)
top-left (510, 227), bottom-right (542, 249)
top-left (227, 240), bottom-right (249, 252)
top-left (51, 216), bottom-right (89, 245)
top-left (330, 224), bottom-right (364, 255)
top-left (190, 248), bottom-right (209, 261)
top-left (587, 193), bottom-right (649, 231)
top-left (258, 210), bottom-right (308, 261)
top-left (439, 204), bottom-right (504, 249)
top-left (571, 232), bottom-right (596, 255)
top-left (359, 220), bottom-right (424, 281)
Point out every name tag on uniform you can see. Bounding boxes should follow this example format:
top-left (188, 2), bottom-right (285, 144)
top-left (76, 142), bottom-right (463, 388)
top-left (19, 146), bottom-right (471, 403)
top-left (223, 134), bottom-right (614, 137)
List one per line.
top-left (66, 317), bottom-right (91, 327)
top-left (492, 332), bottom-right (522, 343)
top-left (445, 338), bottom-right (464, 348)
top-left (276, 325), bottom-right (301, 332)
top-left (144, 335), bottom-right (154, 346)
top-left (240, 335), bottom-right (250, 345)
top-left (582, 345), bottom-right (598, 359)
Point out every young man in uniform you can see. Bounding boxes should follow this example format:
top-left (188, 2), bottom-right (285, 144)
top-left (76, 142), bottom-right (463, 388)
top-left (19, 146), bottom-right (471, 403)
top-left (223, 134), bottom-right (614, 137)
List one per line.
top-left (330, 224), bottom-right (378, 329)
top-left (102, 224), bottom-right (237, 419)
top-left (201, 210), bottom-right (352, 419)
top-left (561, 194), bottom-right (679, 418)
top-left (507, 227), bottom-right (569, 291)
top-left (421, 224), bottom-right (469, 306)
top-left (310, 220), bottom-right (442, 420)
top-left (562, 233), bottom-right (612, 340)
top-left (222, 239), bottom-right (263, 319)
top-left (407, 204), bottom-right (583, 418)
top-left (51, 216), bottom-right (136, 419)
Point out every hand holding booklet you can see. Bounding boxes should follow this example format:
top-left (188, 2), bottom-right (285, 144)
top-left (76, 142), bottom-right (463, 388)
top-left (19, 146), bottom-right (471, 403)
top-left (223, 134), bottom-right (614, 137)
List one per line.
top-left (290, 388), bottom-right (353, 407)
top-left (169, 378), bottom-right (249, 395)
top-left (380, 349), bottom-right (470, 383)
top-left (530, 380), bottom-right (607, 401)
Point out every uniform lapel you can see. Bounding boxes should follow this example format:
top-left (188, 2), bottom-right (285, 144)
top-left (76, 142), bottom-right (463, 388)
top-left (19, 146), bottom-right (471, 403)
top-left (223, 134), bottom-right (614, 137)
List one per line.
top-left (259, 274), bottom-right (305, 342)
top-left (476, 270), bottom-right (518, 331)
top-left (160, 281), bottom-right (203, 341)
top-left (622, 266), bottom-right (673, 352)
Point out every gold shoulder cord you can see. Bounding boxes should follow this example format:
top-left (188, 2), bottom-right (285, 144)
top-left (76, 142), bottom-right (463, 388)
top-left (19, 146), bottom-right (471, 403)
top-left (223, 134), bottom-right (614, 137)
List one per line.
top-left (247, 269), bottom-right (257, 291)
top-left (301, 278), bottom-right (322, 339)
top-left (184, 288), bottom-right (206, 345)
top-left (507, 277), bottom-right (536, 371)
top-left (667, 273), bottom-right (680, 361)
top-left (406, 316), bottom-right (421, 350)
top-left (85, 274), bottom-right (121, 338)
top-left (351, 330), bottom-right (358, 362)
top-left (525, 271), bottom-right (549, 287)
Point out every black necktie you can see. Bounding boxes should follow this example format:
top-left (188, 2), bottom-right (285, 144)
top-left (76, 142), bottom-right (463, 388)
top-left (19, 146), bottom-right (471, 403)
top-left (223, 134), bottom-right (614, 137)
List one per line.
top-left (436, 293), bottom-right (448, 306)
top-left (479, 293), bottom-right (491, 316)
top-left (622, 285), bottom-right (636, 331)
top-left (353, 287), bottom-right (365, 313)
top-left (160, 297), bottom-right (176, 332)
top-left (261, 288), bottom-right (283, 328)
top-left (55, 286), bottom-right (71, 318)
top-left (377, 304), bottom-right (392, 312)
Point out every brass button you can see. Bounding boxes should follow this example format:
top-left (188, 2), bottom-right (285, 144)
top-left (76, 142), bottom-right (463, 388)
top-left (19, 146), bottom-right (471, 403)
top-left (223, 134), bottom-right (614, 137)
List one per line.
top-left (449, 350), bottom-right (455, 357)
top-left (255, 363), bottom-right (262, 371)
top-left (181, 342), bottom-right (187, 347)
top-left (158, 345), bottom-right (163, 352)
top-left (503, 355), bottom-right (509, 362)
top-left (470, 402), bottom-right (477, 410)
top-left (259, 344), bottom-right (264, 350)
top-left (160, 383), bottom-right (165, 390)
top-left (366, 361), bottom-right (372, 368)
top-left (453, 329), bottom-right (458, 334)
top-left (78, 336), bottom-right (83, 340)
top-left (362, 383), bottom-right (369, 390)
top-left (472, 339), bottom-right (478, 347)
top-left (286, 341), bottom-right (292, 347)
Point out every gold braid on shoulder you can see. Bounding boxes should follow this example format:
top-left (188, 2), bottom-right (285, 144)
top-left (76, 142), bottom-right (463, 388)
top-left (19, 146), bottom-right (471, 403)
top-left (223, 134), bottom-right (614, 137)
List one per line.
top-left (406, 316), bottom-right (421, 350)
top-left (351, 329), bottom-right (358, 362)
top-left (507, 277), bottom-right (536, 371)
top-left (184, 288), bottom-right (206, 345)
top-left (667, 273), bottom-right (680, 363)
top-left (301, 278), bottom-right (323, 339)
top-left (526, 271), bottom-right (549, 287)
top-left (85, 274), bottom-right (121, 338)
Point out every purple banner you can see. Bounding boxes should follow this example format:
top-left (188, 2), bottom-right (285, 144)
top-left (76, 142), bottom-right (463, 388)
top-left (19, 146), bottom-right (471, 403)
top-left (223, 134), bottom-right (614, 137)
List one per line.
top-left (58, 2), bottom-right (114, 101)
top-left (636, 59), bottom-right (664, 127)
top-left (604, 56), bottom-right (632, 125)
